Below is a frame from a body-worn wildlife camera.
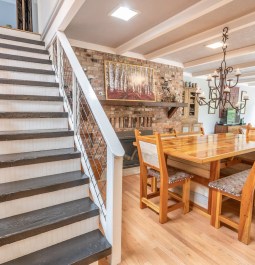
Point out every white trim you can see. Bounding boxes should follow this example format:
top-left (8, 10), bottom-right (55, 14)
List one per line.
top-left (69, 38), bottom-right (183, 67)
top-left (146, 11), bottom-right (255, 59)
top-left (115, 0), bottom-right (233, 54)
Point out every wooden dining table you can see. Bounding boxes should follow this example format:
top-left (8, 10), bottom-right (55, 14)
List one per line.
top-left (137, 133), bottom-right (255, 213)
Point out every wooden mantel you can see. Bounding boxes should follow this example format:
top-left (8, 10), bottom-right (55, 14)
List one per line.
top-left (99, 100), bottom-right (187, 118)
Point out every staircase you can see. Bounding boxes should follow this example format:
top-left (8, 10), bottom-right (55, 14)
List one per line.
top-left (0, 28), bottom-right (111, 264)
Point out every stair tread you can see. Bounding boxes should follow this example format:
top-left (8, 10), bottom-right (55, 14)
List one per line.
top-left (0, 43), bottom-right (48, 54)
top-left (0, 198), bottom-right (98, 246)
top-left (0, 112), bottom-right (68, 118)
top-left (3, 230), bottom-right (111, 265)
top-left (0, 129), bottom-right (74, 141)
top-left (0, 53), bottom-right (51, 64)
top-left (0, 33), bottom-right (45, 46)
top-left (0, 148), bottom-right (80, 168)
top-left (0, 65), bottom-right (55, 75)
top-left (0, 171), bottom-right (88, 202)
top-left (0, 94), bottom-right (62, 101)
top-left (0, 78), bottom-right (58, 87)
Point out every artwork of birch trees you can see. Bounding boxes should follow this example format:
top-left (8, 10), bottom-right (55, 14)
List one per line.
top-left (105, 61), bottom-right (155, 101)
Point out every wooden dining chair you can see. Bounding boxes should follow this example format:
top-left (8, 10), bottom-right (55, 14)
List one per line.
top-left (135, 129), bottom-right (193, 224)
top-left (209, 162), bottom-right (255, 244)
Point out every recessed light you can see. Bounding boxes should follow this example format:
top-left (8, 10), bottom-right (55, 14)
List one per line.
top-left (206, 42), bottom-right (223, 49)
top-left (110, 7), bottom-right (138, 21)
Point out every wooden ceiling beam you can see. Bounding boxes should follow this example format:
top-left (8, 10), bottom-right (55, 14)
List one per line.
top-left (184, 45), bottom-right (255, 69)
top-left (145, 11), bottom-right (255, 60)
top-left (191, 61), bottom-right (255, 77)
top-left (115, 0), bottom-right (233, 55)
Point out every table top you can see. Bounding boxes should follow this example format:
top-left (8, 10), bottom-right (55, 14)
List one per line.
top-left (139, 133), bottom-right (255, 164)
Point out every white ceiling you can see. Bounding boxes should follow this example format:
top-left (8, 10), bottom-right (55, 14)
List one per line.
top-left (65, 0), bottom-right (255, 84)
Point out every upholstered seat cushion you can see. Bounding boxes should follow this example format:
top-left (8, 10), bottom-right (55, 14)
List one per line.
top-left (147, 167), bottom-right (192, 184)
top-left (208, 169), bottom-right (250, 197)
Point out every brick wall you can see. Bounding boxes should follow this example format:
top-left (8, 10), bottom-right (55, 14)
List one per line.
top-left (73, 47), bottom-right (184, 132)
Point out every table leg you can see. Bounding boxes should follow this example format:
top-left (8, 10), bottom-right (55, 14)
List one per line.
top-left (208, 160), bottom-right (220, 214)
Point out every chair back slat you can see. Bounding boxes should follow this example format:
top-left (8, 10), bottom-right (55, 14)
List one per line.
top-left (139, 141), bottom-right (159, 169)
top-left (246, 123), bottom-right (255, 138)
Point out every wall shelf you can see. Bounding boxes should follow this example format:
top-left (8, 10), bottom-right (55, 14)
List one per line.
top-left (99, 100), bottom-right (187, 119)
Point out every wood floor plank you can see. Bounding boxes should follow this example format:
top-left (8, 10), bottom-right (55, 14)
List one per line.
top-left (117, 174), bottom-right (255, 265)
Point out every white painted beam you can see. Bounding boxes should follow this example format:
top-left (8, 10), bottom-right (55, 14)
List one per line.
top-left (239, 78), bottom-right (255, 83)
top-left (191, 61), bottom-right (255, 77)
top-left (116, 0), bottom-right (233, 54)
top-left (44, 0), bottom-right (86, 47)
top-left (146, 11), bottom-right (255, 60)
top-left (184, 45), bottom-right (255, 69)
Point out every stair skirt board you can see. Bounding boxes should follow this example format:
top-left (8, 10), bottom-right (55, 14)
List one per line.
top-left (0, 185), bottom-right (89, 219)
top-left (0, 118), bottom-right (68, 131)
top-left (0, 28), bottom-right (42, 41)
top-left (0, 216), bottom-right (98, 264)
top-left (0, 136), bottom-right (74, 155)
top-left (0, 100), bottom-right (63, 112)
top-left (0, 84), bottom-right (59, 96)
top-left (0, 71), bottom-right (55, 82)
top-left (0, 59), bottom-right (52, 71)
top-left (0, 158), bottom-right (81, 184)
top-left (0, 38), bottom-right (45, 50)
top-left (0, 48), bottom-right (49, 60)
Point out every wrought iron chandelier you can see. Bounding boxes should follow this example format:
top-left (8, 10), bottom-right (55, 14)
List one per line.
top-left (195, 27), bottom-right (249, 111)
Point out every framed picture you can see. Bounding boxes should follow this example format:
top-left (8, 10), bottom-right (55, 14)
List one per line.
top-left (208, 101), bottom-right (216, 114)
top-left (104, 60), bottom-right (155, 101)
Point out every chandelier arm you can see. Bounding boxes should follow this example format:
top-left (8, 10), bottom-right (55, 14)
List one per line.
top-left (228, 76), bottom-right (239, 88)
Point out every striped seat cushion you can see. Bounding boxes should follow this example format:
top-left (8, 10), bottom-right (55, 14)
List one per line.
top-left (208, 169), bottom-right (250, 197)
top-left (147, 167), bottom-right (192, 184)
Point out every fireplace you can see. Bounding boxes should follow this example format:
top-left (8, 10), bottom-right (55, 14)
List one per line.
top-left (117, 130), bottom-right (153, 168)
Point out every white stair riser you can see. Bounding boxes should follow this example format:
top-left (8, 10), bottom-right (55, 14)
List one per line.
top-left (0, 38), bottom-right (45, 50)
top-left (0, 117), bottom-right (68, 131)
top-left (0, 136), bottom-right (74, 155)
top-left (0, 100), bottom-right (63, 112)
top-left (0, 216), bottom-right (98, 263)
top-left (0, 48), bottom-right (49, 60)
top-left (0, 158), bottom-right (81, 184)
top-left (0, 71), bottom-right (55, 82)
top-left (0, 84), bottom-right (59, 96)
top-left (0, 59), bottom-right (53, 70)
top-left (0, 28), bottom-right (41, 41)
top-left (0, 185), bottom-right (89, 219)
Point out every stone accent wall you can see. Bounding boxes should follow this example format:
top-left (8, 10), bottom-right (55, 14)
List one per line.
top-left (73, 47), bottom-right (184, 132)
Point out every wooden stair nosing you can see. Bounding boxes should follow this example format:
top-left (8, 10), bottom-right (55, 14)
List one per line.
top-left (0, 43), bottom-right (48, 55)
top-left (0, 171), bottom-right (89, 202)
top-left (0, 112), bottom-right (68, 119)
top-left (2, 229), bottom-right (111, 265)
top-left (0, 198), bottom-right (99, 246)
top-left (0, 53), bottom-right (51, 64)
top-left (0, 94), bottom-right (62, 102)
top-left (0, 79), bottom-right (58, 87)
top-left (0, 148), bottom-right (81, 168)
top-left (0, 129), bottom-right (74, 141)
top-left (0, 33), bottom-right (45, 46)
top-left (0, 65), bottom-right (55, 75)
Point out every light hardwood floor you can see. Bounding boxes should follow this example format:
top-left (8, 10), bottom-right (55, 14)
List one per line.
top-left (109, 174), bottom-right (255, 265)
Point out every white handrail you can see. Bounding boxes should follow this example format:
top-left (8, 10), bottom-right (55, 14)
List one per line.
top-left (57, 31), bottom-right (125, 158)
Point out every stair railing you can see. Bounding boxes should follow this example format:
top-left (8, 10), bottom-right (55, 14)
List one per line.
top-left (49, 31), bottom-right (124, 265)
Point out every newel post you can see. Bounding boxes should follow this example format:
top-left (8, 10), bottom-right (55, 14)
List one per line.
top-left (106, 146), bottom-right (123, 265)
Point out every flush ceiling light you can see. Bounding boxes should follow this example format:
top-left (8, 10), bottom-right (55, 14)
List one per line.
top-left (110, 7), bottom-right (138, 21)
top-left (206, 42), bottom-right (223, 49)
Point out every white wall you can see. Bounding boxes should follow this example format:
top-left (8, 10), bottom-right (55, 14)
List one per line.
top-left (37, 0), bottom-right (59, 34)
top-left (184, 75), bottom-right (255, 133)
